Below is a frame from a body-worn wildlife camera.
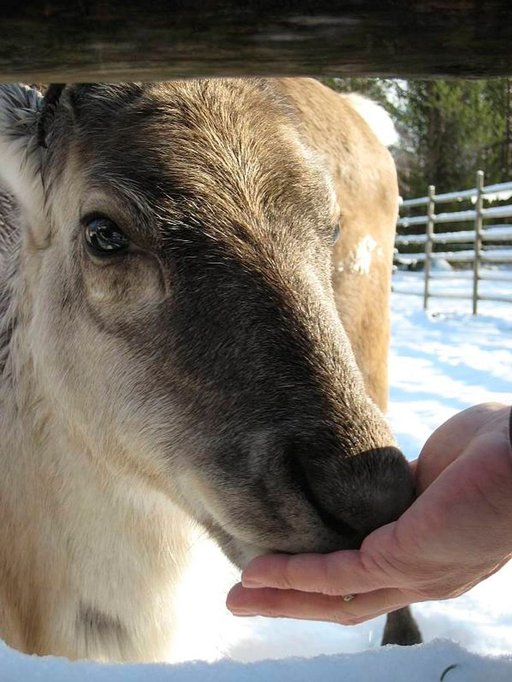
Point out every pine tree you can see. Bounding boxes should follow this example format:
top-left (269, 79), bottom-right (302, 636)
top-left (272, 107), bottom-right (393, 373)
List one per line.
top-left (323, 77), bottom-right (510, 197)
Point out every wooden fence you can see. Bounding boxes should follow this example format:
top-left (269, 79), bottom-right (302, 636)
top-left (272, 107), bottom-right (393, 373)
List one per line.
top-left (394, 170), bottom-right (512, 314)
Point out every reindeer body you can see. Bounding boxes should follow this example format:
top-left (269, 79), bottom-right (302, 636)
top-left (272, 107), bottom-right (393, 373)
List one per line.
top-left (0, 79), bottom-right (419, 661)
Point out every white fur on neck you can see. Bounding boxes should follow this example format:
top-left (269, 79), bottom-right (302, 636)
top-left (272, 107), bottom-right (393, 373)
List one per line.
top-left (0, 385), bottom-right (195, 661)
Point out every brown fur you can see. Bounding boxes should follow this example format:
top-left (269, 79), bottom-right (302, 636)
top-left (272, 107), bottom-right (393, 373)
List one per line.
top-left (279, 79), bottom-right (398, 407)
top-left (0, 79), bottom-right (419, 661)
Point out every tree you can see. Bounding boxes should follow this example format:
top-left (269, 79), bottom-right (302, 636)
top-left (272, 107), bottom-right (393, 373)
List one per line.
top-left (402, 80), bottom-right (507, 195)
top-left (324, 77), bottom-right (510, 197)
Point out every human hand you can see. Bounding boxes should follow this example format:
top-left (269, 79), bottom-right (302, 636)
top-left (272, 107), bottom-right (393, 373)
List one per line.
top-left (227, 403), bottom-right (512, 625)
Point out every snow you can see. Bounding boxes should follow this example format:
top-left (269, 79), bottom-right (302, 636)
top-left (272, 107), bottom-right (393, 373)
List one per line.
top-left (392, 267), bottom-right (512, 304)
top-left (1, 639), bottom-right (512, 681)
top-left (481, 189), bottom-right (512, 203)
top-left (1, 270), bottom-right (512, 678)
top-left (349, 235), bottom-right (379, 274)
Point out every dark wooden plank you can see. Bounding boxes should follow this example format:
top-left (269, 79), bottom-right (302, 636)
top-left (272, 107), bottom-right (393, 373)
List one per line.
top-left (0, 1), bottom-right (511, 81)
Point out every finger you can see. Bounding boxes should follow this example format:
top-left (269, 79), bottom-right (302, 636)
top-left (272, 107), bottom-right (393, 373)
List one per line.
top-left (241, 550), bottom-right (398, 596)
top-left (227, 582), bottom-right (412, 625)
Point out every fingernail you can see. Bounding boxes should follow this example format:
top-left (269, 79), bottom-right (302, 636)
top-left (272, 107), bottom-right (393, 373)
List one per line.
top-left (242, 576), bottom-right (263, 588)
top-left (228, 608), bottom-right (258, 617)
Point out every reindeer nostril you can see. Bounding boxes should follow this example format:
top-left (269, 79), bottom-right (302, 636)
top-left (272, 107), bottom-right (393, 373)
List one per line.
top-left (288, 441), bottom-right (415, 546)
top-left (287, 447), bottom-right (363, 545)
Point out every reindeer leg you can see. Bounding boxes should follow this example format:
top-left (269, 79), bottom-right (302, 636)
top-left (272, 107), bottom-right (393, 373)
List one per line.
top-left (381, 606), bottom-right (422, 646)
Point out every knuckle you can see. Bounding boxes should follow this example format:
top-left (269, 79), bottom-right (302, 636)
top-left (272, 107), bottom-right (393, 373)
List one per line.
top-left (280, 557), bottom-right (298, 590)
top-left (319, 555), bottom-right (342, 595)
top-left (361, 547), bottom-right (399, 580)
top-left (283, 554), bottom-right (326, 593)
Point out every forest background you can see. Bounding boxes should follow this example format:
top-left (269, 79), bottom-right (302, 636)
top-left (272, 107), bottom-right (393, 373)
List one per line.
top-left (323, 78), bottom-right (512, 198)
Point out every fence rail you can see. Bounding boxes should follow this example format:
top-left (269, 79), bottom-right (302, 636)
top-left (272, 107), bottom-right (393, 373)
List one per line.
top-left (394, 170), bottom-right (512, 314)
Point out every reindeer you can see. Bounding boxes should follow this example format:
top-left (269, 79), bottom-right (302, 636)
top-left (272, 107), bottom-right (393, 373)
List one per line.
top-left (0, 79), bottom-right (420, 662)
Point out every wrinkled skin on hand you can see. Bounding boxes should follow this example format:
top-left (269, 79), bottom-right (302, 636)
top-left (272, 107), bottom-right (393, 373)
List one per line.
top-left (227, 403), bottom-right (512, 626)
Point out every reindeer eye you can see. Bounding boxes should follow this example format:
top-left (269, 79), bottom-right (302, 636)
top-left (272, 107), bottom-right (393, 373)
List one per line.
top-left (332, 224), bottom-right (341, 245)
top-left (84, 216), bottom-right (129, 256)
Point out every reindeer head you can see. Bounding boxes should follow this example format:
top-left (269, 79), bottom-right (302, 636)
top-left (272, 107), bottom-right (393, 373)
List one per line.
top-left (0, 81), bottom-right (413, 567)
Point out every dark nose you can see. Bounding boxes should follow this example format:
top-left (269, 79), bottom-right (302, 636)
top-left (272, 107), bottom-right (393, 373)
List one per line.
top-left (290, 443), bottom-right (415, 547)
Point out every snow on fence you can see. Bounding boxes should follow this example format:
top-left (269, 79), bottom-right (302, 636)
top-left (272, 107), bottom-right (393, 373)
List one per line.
top-left (394, 170), bottom-right (512, 314)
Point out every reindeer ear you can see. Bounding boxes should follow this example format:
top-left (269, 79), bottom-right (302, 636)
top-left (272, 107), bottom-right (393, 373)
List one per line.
top-left (37, 84), bottom-right (66, 149)
top-left (0, 83), bottom-right (46, 216)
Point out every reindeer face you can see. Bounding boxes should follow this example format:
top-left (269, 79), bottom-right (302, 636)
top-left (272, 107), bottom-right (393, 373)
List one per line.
top-left (0, 81), bottom-right (413, 567)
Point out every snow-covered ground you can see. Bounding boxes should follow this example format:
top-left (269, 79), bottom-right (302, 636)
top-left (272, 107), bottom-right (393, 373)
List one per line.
top-left (2, 639), bottom-right (512, 681)
top-left (2, 270), bottom-right (512, 679)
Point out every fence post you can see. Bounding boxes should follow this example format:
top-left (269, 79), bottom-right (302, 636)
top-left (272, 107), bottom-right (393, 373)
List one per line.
top-left (472, 170), bottom-right (484, 315)
top-left (423, 185), bottom-right (435, 310)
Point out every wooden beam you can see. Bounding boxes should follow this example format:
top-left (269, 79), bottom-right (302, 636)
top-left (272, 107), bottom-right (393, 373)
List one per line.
top-left (1, 1), bottom-right (512, 82)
